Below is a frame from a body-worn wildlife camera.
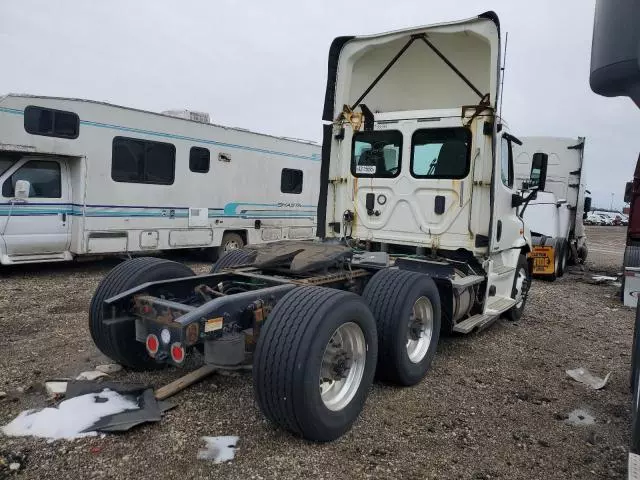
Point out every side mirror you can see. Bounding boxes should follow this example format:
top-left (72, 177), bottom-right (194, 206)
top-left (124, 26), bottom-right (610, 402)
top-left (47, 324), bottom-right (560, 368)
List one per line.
top-left (14, 180), bottom-right (31, 200)
top-left (625, 182), bottom-right (633, 203)
top-left (530, 153), bottom-right (548, 192)
top-left (584, 196), bottom-right (592, 213)
top-left (590, 0), bottom-right (640, 107)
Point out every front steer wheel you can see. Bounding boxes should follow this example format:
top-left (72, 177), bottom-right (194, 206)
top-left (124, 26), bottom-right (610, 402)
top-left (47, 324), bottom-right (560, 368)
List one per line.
top-left (363, 269), bottom-right (441, 386)
top-left (253, 286), bottom-right (378, 442)
top-left (505, 255), bottom-right (531, 321)
top-left (89, 257), bottom-right (195, 370)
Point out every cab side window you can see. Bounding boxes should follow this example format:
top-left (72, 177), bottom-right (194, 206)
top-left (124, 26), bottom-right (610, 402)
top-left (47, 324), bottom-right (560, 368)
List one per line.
top-left (500, 136), bottom-right (514, 188)
top-left (2, 160), bottom-right (61, 198)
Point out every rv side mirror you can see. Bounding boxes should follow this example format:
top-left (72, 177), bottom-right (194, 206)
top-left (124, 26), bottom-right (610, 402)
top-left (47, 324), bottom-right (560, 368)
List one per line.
top-left (589, 0), bottom-right (640, 107)
top-left (14, 180), bottom-right (31, 200)
top-left (625, 182), bottom-right (633, 203)
top-left (530, 153), bottom-right (548, 192)
top-left (584, 196), bottom-right (592, 213)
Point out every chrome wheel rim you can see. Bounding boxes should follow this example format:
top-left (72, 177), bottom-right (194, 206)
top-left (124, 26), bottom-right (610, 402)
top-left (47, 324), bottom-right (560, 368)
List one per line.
top-left (319, 322), bottom-right (366, 412)
top-left (406, 296), bottom-right (434, 364)
top-left (514, 267), bottom-right (529, 309)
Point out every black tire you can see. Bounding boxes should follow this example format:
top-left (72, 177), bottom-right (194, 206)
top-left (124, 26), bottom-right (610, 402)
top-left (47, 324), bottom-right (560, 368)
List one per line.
top-left (557, 241), bottom-right (569, 278)
top-left (89, 257), bottom-right (195, 370)
top-left (622, 246), bottom-right (640, 301)
top-left (362, 269), bottom-right (441, 386)
top-left (217, 232), bottom-right (245, 259)
top-left (210, 248), bottom-right (256, 273)
top-left (253, 286), bottom-right (377, 442)
top-left (505, 255), bottom-right (531, 321)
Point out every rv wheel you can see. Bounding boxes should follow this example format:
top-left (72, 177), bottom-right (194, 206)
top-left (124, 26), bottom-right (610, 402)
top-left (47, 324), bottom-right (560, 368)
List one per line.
top-left (218, 232), bottom-right (244, 256)
top-left (253, 286), bottom-right (377, 442)
top-left (89, 257), bottom-right (195, 370)
top-left (363, 269), bottom-right (441, 386)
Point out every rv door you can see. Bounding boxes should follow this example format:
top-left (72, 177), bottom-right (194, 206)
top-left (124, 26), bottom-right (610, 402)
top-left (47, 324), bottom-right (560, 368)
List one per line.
top-left (0, 157), bottom-right (71, 258)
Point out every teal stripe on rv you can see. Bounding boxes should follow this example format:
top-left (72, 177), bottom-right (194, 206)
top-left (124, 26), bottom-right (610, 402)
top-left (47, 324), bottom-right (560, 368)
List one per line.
top-left (0, 202), bottom-right (317, 219)
top-left (0, 107), bottom-right (321, 162)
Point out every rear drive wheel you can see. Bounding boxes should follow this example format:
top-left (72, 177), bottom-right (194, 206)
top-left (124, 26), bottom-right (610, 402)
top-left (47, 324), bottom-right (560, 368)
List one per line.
top-left (89, 257), bottom-right (195, 370)
top-left (505, 255), bottom-right (530, 321)
top-left (253, 286), bottom-right (377, 442)
top-left (362, 269), bottom-right (441, 386)
top-left (210, 248), bottom-right (256, 273)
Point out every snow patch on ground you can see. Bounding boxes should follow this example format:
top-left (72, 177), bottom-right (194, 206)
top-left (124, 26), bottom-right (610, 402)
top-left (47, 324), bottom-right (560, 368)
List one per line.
top-left (197, 436), bottom-right (239, 463)
top-left (1, 389), bottom-right (139, 440)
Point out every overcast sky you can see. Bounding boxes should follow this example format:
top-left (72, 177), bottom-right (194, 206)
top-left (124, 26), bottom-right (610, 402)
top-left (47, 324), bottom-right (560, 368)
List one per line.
top-left (1, 0), bottom-right (638, 210)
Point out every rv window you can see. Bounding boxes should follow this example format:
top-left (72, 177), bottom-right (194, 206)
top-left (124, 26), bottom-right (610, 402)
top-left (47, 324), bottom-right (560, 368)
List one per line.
top-left (111, 137), bottom-right (175, 185)
top-left (500, 136), bottom-right (514, 188)
top-left (281, 168), bottom-right (303, 194)
top-left (351, 130), bottom-right (402, 178)
top-left (189, 147), bottom-right (210, 173)
top-left (2, 160), bottom-right (61, 198)
top-left (24, 106), bottom-right (79, 139)
top-left (411, 128), bottom-right (471, 179)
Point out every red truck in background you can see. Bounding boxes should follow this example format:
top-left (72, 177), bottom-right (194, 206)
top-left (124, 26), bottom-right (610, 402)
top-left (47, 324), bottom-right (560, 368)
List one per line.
top-left (623, 154), bottom-right (640, 302)
top-left (624, 155), bottom-right (640, 252)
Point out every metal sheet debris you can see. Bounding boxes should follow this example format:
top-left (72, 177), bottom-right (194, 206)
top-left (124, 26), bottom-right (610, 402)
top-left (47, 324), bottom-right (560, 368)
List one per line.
top-left (75, 370), bottom-right (108, 381)
top-left (45, 381), bottom-right (68, 398)
top-left (95, 364), bottom-right (123, 374)
top-left (197, 436), bottom-right (239, 464)
top-left (566, 367), bottom-right (611, 390)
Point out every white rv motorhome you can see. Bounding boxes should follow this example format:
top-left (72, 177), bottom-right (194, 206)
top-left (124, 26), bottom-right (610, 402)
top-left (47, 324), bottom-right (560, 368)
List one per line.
top-left (513, 137), bottom-right (590, 279)
top-left (0, 95), bottom-right (320, 265)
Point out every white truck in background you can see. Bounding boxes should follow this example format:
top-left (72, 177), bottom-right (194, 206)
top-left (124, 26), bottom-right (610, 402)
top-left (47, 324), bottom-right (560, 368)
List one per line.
top-left (513, 136), bottom-right (591, 280)
top-left (0, 95), bottom-right (320, 266)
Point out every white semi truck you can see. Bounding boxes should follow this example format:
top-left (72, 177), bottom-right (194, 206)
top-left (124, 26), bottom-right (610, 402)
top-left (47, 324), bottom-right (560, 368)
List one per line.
top-left (87, 12), bottom-right (541, 442)
top-left (513, 137), bottom-right (591, 280)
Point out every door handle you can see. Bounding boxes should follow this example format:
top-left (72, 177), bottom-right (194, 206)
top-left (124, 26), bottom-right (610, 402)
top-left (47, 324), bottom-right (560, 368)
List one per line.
top-left (61, 212), bottom-right (67, 222)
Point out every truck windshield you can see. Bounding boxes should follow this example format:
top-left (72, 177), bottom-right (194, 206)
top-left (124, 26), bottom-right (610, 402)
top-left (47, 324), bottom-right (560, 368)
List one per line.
top-left (351, 130), bottom-right (402, 178)
top-left (411, 127), bottom-right (471, 179)
top-left (0, 156), bottom-right (18, 177)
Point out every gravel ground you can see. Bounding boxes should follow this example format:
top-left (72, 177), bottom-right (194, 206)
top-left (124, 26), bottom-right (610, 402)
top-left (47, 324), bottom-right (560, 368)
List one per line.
top-left (0, 226), bottom-right (634, 479)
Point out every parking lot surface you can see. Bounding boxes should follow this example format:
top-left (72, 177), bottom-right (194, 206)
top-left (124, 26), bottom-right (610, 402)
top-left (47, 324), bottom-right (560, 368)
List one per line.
top-left (0, 226), bottom-right (634, 479)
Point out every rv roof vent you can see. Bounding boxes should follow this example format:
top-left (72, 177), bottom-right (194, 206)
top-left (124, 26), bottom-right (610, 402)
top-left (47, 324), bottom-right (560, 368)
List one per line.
top-left (161, 109), bottom-right (210, 124)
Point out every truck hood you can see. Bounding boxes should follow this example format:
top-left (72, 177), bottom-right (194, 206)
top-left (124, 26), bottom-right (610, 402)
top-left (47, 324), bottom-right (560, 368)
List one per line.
top-left (322, 11), bottom-right (501, 120)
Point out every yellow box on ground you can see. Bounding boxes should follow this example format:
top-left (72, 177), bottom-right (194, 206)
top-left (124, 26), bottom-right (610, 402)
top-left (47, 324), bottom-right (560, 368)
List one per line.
top-left (531, 246), bottom-right (555, 275)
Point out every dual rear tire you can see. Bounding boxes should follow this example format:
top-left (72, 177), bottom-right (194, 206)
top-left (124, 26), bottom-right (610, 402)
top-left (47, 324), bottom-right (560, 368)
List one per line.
top-left (254, 269), bottom-right (442, 441)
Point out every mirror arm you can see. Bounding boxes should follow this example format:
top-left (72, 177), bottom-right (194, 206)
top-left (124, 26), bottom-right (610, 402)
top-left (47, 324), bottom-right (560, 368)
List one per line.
top-left (518, 188), bottom-right (538, 217)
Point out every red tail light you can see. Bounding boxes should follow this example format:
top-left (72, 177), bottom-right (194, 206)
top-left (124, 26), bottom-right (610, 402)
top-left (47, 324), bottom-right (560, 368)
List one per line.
top-left (146, 334), bottom-right (159, 355)
top-left (171, 343), bottom-right (185, 364)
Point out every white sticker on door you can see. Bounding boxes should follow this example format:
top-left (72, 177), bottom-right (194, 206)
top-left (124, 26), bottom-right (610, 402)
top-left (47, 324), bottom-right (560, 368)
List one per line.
top-left (356, 165), bottom-right (376, 174)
